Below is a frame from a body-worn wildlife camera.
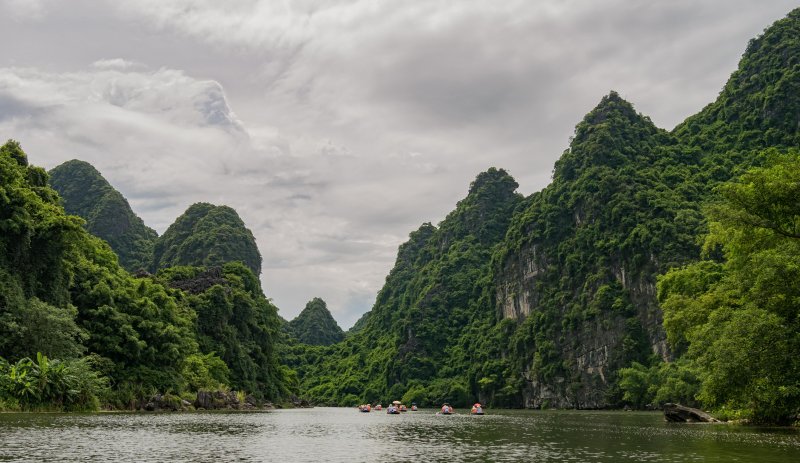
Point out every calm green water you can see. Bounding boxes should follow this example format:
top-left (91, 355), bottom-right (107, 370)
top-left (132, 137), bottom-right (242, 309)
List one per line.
top-left (1, 408), bottom-right (798, 462)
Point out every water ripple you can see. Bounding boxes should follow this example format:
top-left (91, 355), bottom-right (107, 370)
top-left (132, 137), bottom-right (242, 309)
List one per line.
top-left (1, 409), bottom-right (798, 462)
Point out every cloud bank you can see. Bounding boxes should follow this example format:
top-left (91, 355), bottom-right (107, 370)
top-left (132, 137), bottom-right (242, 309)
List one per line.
top-left (0, 0), bottom-right (796, 327)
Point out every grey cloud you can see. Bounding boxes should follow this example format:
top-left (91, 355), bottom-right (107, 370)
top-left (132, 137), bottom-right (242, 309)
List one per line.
top-left (1, 0), bottom-right (797, 324)
top-left (0, 93), bottom-right (47, 121)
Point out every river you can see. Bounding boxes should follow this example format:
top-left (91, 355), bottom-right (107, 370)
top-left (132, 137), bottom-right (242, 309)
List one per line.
top-left (1, 408), bottom-right (798, 462)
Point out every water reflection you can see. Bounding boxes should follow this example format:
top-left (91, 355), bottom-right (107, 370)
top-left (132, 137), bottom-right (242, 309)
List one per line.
top-left (0, 408), bottom-right (798, 462)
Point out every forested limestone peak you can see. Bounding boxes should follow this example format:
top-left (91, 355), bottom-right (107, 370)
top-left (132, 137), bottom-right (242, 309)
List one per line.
top-left (441, 167), bottom-right (522, 245)
top-left (676, 8), bottom-right (800, 151)
top-left (579, 91), bottom-right (640, 129)
top-left (48, 159), bottom-right (157, 272)
top-left (49, 160), bottom-right (111, 216)
top-left (396, 222), bottom-right (437, 266)
top-left (287, 297), bottom-right (344, 346)
top-left (283, 168), bottom-right (524, 407)
top-left (554, 92), bottom-right (664, 182)
top-left (152, 202), bottom-right (262, 275)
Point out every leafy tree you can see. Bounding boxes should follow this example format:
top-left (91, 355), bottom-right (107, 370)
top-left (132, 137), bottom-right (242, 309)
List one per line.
top-left (158, 263), bottom-right (287, 399)
top-left (657, 154), bottom-right (800, 423)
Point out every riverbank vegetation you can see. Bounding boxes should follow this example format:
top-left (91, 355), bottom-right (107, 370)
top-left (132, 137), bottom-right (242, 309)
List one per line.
top-left (621, 154), bottom-right (800, 424)
top-left (0, 140), bottom-right (290, 411)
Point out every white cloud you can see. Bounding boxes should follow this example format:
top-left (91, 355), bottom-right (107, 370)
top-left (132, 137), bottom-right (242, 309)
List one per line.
top-left (91, 59), bottom-right (145, 71)
top-left (0, 63), bottom-right (414, 328)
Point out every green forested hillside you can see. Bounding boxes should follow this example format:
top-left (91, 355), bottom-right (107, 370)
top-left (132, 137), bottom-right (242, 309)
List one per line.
top-left (152, 203), bottom-right (262, 275)
top-left (157, 263), bottom-right (288, 399)
top-left (489, 92), bottom-right (705, 408)
top-left (676, 8), bottom-right (800, 155)
top-left (287, 8), bottom-right (800, 423)
top-left (49, 160), bottom-right (157, 272)
top-left (285, 168), bottom-right (522, 406)
top-left (2, 6), bottom-right (798, 424)
top-left (287, 298), bottom-right (344, 346)
top-left (0, 141), bottom-right (287, 410)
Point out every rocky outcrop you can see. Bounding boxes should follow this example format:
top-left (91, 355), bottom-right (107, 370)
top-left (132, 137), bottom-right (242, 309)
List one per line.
top-left (138, 390), bottom-right (268, 411)
top-left (663, 403), bottom-right (720, 423)
top-left (142, 393), bottom-right (185, 411)
top-left (497, 236), bottom-right (672, 409)
top-left (288, 395), bottom-right (311, 408)
top-left (194, 390), bottom-right (260, 410)
top-left (166, 267), bottom-right (228, 295)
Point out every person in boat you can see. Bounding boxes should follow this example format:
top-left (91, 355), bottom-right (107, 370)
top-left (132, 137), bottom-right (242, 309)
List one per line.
top-left (411, 403), bottom-right (418, 411)
top-left (375, 404), bottom-right (382, 410)
top-left (399, 404), bottom-right (407, 412)
top-left (441, 403), bottom-right (452, 414)
top-left (471, 403), bottom-right (483, 415)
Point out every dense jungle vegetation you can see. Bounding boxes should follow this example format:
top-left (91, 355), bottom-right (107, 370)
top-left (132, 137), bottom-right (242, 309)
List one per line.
top-left (284, 9), bottom-right (800, 424)
top-left (1, 141), bottom-right (288, 410)
top-left (1, 7), bottom-right (798, 424)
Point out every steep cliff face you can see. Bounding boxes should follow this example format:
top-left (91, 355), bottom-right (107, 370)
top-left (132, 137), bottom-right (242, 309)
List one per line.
top-left (495, 93), bottom-right (699, 408)
top-left (49, 160), bottom-right (157, 272)
top-left (493, 8), bottom-right (800, 409)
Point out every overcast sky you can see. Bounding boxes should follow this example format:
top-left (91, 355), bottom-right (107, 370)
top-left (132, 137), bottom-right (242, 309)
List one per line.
top-left (0, 0), bottom-right (796, 328)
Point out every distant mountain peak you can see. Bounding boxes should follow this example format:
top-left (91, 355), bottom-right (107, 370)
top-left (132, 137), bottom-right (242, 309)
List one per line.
top-left (554, 92), bottom-right (661, 181)
top-left (578, 91), bottom-right (652, 135)
top-left (467, 167), bottom-right (518, 195)
top-left (49, 159), bottom-right (157, 272)
top-left (288, 297), bottom-right (344, 346)
top-left (153, 202), bottom-right (262, 275)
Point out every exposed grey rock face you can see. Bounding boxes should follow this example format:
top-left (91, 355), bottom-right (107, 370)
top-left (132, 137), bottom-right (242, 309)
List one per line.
top-left (496, 239), bottom-right (673, 409)
top-left (489, 92), bottom-right (702, 410)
